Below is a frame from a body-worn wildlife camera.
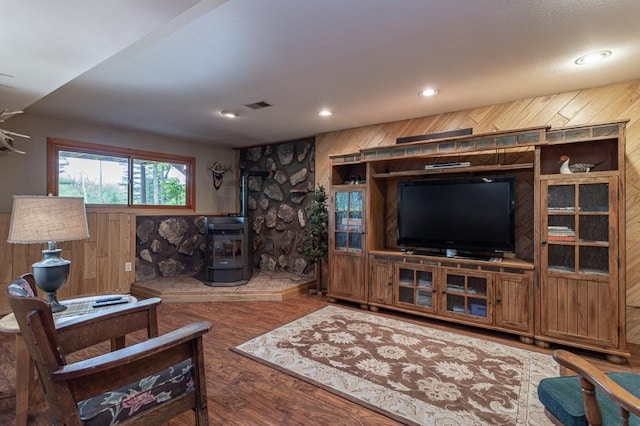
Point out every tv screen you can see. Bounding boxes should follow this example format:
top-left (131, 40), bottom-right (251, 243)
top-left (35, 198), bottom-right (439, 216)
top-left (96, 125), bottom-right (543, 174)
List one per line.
top-left (397, 177), bottom-right (515, 255)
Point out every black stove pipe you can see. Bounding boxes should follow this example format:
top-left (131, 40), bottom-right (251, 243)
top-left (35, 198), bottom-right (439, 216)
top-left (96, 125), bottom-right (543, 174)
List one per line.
top-left (241, 171), bottom-right (270, 217)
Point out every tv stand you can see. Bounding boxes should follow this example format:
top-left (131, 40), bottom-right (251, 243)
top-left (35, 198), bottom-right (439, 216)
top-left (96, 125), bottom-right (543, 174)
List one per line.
top-left (366, 249), bottom-right (534, 342)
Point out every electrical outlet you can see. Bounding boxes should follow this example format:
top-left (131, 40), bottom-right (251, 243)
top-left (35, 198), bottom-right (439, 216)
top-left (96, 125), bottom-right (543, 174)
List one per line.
top-left (125, 262), bottom-right (132, 272)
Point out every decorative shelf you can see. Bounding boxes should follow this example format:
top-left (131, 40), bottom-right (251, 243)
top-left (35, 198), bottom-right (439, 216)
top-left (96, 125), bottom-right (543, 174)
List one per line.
top-left (360, 127), bottom-right (547, 162)
top-left (546, 121), bottom-right (627, 144)
top-left (372, 163), bottom-right (534, 179)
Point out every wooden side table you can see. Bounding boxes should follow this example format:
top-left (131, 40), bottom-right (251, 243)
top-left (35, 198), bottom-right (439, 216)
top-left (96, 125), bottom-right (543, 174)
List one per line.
top-left (0, 294), bottom-right (160, 426)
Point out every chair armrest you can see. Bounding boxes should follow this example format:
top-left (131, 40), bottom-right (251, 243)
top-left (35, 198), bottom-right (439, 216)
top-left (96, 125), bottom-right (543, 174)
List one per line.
top-left (56, 297), bottom-right (161, 354)
top-left (553, 350), bottom-right (640, 417)
top-left (53, 321), bottom-right (211, 401)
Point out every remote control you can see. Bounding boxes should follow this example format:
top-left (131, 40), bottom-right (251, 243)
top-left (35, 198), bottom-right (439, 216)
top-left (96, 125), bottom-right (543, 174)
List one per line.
top-left (94, 296), bottom-right (124, 303)
top-left (92, 298), bottom-right (128, 308)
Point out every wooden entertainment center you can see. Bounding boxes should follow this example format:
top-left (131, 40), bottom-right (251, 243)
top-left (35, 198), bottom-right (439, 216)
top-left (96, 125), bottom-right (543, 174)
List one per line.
top-left (327, 121), bottom-right (629, 362)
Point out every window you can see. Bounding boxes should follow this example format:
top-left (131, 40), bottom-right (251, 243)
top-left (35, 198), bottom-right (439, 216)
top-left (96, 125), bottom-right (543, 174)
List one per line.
top-left (47, 138), bottom-right (195, 209)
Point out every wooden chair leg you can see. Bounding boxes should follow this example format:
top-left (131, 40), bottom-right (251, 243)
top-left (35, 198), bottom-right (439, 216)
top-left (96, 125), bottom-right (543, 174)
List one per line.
top-left (14, 335), bottom-right (34, 426)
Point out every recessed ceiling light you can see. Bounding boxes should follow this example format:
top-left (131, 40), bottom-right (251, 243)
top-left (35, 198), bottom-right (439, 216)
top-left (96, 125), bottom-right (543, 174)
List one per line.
top-left (221, 110), bottom-right (238, 118)
top-left (419, 88), bottom-right (438, 97)
top-left (575, 50), bottom-right (612, 65)
top-left (318, 109), bottom-right (333, 117)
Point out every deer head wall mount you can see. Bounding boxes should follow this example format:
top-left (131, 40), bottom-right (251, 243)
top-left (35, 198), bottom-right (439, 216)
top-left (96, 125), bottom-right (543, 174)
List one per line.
top-left (208, 161), bottom-right (232, 190)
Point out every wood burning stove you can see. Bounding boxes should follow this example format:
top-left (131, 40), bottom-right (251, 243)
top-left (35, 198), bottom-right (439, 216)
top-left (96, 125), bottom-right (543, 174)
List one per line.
top-left (203, 170), bottom-right (269, 286)
top-left (204, 216), bottom-right (251, 286)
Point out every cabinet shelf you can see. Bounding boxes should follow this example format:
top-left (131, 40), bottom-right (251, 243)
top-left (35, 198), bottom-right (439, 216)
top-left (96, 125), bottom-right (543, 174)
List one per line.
top-left (548, 210), bottom-right (609, 215)
top-left (372, 163), bottom-right (533, 179)
top-left (547, 240), bottom-right (609, 247)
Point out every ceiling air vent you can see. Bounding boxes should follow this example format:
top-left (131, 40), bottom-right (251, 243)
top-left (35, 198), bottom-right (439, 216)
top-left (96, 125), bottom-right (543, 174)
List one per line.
top-left (244, 101), bottom-right (272, 110)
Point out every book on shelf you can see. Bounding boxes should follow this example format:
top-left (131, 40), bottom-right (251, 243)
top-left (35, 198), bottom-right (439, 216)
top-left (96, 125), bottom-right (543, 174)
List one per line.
top-left (548, 207), bottom-right (576, 212)
top-left (548, 225), bottom-right (575, 241)
top-left (548, 235), bottom-right (576, 242)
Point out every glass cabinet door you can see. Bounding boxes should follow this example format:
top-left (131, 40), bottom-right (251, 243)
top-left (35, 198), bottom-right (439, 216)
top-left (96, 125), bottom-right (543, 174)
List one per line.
top-left (396, 265), bottom-right (435, 311)
top-left (443, 271), bottom-right (490, 320)
top-left (543, 178), bottom-right (615, 276)
top-left (333, 189), bottom-right (364, 252)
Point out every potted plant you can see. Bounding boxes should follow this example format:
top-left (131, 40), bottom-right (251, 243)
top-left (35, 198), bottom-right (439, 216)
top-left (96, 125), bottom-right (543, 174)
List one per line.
top-left (300, 184), bottom-right (329, 294)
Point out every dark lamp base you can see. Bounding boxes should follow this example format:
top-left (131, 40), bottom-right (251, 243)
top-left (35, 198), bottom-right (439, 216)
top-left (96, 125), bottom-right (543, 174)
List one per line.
top-left (32, 248), bottom-right (70, 313)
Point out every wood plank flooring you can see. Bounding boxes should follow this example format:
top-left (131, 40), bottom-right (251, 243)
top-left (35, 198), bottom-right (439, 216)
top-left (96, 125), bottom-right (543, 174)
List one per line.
top-left (0, 294), bottom-right (638, 425)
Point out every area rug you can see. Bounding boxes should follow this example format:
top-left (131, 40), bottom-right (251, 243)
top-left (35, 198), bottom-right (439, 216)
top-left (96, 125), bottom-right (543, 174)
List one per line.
top-left (233, 305), bottom-right (556, 425)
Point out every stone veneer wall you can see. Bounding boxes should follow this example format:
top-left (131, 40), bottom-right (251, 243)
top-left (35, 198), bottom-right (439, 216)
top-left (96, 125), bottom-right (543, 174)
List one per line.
top-left (239, 137), bottom-right (315, 274)
top-left (135, 215), bottom-right (207, 281)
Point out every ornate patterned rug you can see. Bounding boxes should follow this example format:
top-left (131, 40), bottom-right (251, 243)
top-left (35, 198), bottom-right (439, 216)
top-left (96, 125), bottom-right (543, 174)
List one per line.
top-left (233, 305), bottom-right (556, 425)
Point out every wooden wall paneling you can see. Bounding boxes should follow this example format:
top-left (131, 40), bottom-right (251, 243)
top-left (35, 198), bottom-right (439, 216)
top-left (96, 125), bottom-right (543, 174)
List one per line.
top-left (83, 212), bottom-right (98, 289)
top-left (493, 98), bottom-right (541, 131)
top-left (367, 164), bottom-right (386, 251)
top-left (628, 309), bottom-right (640, 343)
top-left (383, 179), bottom-right (397, 250)
top-left (592, 84), bottom-right (640, 124)
top-left (12, 245), bottom-right (31, 280)
top-left (0, 215), bottom-right (11, 283)
top-left (117, 212), bottom-right (135, 291)
top-left (59, 240), bottom-right (78, 299)
top-left (107, 213), bottom-right (121, 293)
top-left (514, 172), bottom-right (535, 261)
top-left (505, 92), bottom-right (575, 129)
top-left (557, 86), bottom-right (606, 122)
top-left (94, 213), bottom-right (110, 296)
top-left (0, 213), bottom-right (14, 312)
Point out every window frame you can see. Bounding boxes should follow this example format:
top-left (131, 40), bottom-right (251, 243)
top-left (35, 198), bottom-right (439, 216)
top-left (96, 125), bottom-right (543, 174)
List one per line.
top-left (47, 137), bottom-right (195, 210)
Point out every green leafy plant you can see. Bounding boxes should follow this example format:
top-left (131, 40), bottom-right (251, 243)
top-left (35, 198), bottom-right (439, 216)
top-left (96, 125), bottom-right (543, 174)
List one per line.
top-left (300, 184), bottom-right (329, 293)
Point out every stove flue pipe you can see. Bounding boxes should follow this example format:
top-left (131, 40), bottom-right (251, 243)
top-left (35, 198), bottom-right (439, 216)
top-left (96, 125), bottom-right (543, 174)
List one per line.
top-left (241, 170), bottom-right (270, 217)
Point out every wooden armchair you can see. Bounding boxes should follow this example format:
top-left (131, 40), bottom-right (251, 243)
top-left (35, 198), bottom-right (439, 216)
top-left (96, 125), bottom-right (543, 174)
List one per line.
top-left (7, 274), bottom-right (211, 425)
top-left (537, 349), bottom-right (640, 425)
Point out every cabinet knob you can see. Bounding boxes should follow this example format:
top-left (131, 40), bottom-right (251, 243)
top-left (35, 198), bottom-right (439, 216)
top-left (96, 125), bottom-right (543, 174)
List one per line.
top-left (387, 282), bottom-right (392, 287)
top-left (432, 288), bottom-right (437, 293)
top-left (541, 239), bottom-right (547, 245)
top-left (496, 297), bottom-right (502, 303)
top-left (442, 290), bottom-right (447, 294)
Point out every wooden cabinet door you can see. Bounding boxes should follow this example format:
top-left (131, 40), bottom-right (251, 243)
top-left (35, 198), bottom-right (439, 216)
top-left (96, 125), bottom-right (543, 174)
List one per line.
top-left (538, 176), bottom-right (619, 347)
top-left (440, 269), bottom-right (493, 324)
top-left (328, 187), bottom-right (367, 303)
top-left (330, 252), bottom-right (366, 302)
top-left (369, 260), bottom-right (393, 305)
top-left (395, 264), bottom-right (437, 313)
top-left (494, 272), bottom-right (532, 333)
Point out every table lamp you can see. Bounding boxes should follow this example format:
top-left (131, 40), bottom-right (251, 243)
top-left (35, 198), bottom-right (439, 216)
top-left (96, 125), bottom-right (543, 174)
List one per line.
top-left (7, 195), bottom-right (89, 312)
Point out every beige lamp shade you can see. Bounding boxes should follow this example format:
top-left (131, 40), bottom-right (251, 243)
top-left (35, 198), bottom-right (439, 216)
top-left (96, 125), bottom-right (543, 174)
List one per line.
top-left (7, 195), bottom-right (89, 243)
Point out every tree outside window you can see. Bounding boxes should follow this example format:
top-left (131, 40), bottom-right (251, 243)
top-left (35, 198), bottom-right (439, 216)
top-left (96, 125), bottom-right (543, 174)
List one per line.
top-left (48, 138), bottom-right (194, 209)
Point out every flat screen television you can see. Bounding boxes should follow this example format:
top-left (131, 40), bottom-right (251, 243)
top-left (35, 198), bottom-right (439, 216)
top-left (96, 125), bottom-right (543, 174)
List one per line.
top-left (397, 176), bottom-right (516, 256)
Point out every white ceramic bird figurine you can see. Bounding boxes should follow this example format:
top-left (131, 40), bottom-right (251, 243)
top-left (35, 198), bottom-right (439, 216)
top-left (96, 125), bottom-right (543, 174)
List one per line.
top-left (559, 155), bottom-right (604, 174)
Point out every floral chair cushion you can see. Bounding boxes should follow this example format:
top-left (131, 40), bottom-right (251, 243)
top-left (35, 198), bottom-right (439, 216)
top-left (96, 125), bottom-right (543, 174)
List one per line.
top-left (78, 359), bottom-right (195, 425)
top-left (6, 277), bottom-right (35, 298)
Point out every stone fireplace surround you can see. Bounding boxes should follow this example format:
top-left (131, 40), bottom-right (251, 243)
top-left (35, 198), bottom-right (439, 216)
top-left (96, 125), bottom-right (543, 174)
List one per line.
top-left (135, 137), bottom-right (316, 281)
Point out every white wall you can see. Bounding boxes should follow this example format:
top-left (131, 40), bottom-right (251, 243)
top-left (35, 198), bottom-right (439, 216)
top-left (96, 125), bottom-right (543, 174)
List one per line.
top-left (0, 113), bottom-right (238, 213)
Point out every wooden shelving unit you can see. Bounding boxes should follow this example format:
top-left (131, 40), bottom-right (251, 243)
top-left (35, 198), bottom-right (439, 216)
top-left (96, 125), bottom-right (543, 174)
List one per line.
top-left (327, 121), bottom-right (630, 362)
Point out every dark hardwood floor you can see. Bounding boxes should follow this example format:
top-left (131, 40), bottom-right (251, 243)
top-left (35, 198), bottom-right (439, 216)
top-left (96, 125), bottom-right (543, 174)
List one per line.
top-left (0, 294), bottom-right (638, 425)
